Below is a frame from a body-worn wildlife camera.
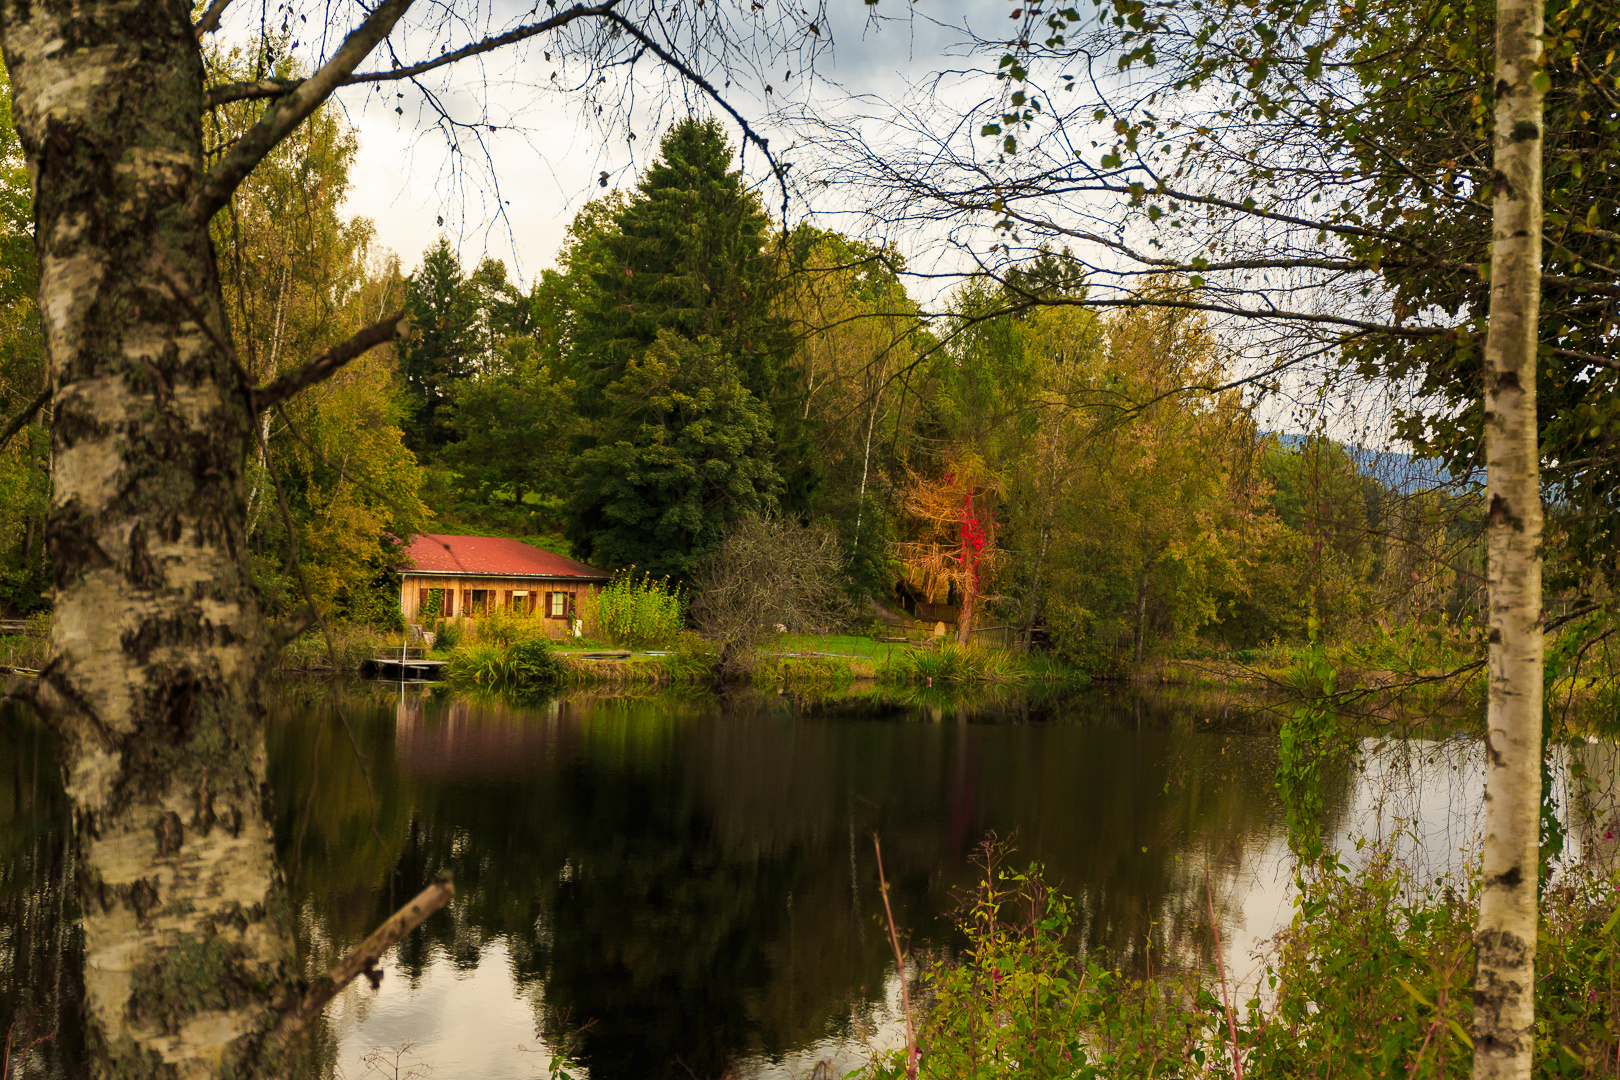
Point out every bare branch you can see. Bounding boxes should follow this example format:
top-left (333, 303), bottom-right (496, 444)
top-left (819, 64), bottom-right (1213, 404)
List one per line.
top-left (603, 11), bottom-right (790, 214)
top-left (188, 0), bottom-right (416, 227)
top-left (1553, 347), bottom-right (1620, 372)
top-left (0, 387), bottom-right (50, 453)
top-left (204, 0), bottom-right (622, 109)
top-left (254, 311), bottom-right (410, 412)
top-left (276, 876), bottom-right (454, 1038)
top-left (193, 0), bottom-right (235, 39)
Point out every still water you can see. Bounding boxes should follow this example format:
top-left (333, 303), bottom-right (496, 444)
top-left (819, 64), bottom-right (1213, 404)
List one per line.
top-left (4, 682), bottom-right (1616, 1079)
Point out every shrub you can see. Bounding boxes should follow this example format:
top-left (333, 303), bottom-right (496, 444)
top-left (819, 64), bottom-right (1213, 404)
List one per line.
top-left (475, 604), bottom-right (538, 647)
top-left (432, 618), bottom-right (463, 651)
top-left (595, 570), bottom-right (686, 649)
top-left (446, 636), bottom-right (565, 696)
top-left (688, 515), bottom-right (852, 672)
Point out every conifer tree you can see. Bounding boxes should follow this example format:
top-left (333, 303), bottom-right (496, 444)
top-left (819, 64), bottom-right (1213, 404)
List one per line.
top-left (569, 331), bottom-right (780, 578)
top-left (399, 237), bottom-right (479, 455)
top-left (569, 119), bottom-right (786, 410)
top-left (566, 118), bottom-right (817, 509)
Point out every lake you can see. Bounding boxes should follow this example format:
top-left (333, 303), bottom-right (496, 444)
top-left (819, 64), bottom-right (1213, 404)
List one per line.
top-left (4, 682), bottom-right (1616, 1079)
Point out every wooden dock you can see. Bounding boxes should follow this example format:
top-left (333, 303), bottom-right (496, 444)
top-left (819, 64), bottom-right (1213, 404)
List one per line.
top-left (362, 656), bottom-right (449, 680)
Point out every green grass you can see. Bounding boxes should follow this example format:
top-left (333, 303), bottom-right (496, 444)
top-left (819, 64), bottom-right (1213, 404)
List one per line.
top-left (771, 633), bottom-right (915, 659)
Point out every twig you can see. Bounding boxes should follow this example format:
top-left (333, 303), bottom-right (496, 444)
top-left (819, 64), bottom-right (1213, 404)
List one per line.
top-left (0, 388), bottom-right (49, 454)
top-left (188, 0), bottom-right (416, 227)
top-left (205, 0), bottom-right (622, 107)
top-left (275, 875), bottom-right (454, 1037)
top-left (1206, 881), bottom-right (1243, 1080)
top-left (873, 835), bottom-right (919, 1080)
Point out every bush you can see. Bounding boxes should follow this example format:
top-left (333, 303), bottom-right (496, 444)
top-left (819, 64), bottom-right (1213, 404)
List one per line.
top-left (595, 570), bottom-right (686, 649)
top-left (432, 618), bottom-right (463, 651)
top-left (446, 636), bottom-right (565, 696)
top-left (688, 515), bottom-right (852, 672)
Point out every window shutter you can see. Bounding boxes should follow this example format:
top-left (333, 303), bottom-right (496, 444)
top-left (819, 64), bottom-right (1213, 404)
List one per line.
top-left (544, 591), bottom-right (553, 617)
top-left (418, 589), bottom-right (428, 615)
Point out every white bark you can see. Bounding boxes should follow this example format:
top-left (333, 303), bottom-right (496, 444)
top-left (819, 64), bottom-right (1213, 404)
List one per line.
top-left (2, 4), bottom-right (301, 1074)
top-left (1473, 0), bottom-right (1545, 1071)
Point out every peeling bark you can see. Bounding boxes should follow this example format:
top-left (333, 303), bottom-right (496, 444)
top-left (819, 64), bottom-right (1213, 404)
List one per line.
top-left (1472, 0), bottom-right (1545, 1072)
top-left (0, 2), bottom-right (299, 1075)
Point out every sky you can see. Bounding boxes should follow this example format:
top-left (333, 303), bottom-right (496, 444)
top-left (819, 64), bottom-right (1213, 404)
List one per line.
top-left (218, 0), bottom-right (998, 289)
top-left (212, 0), bottom-right (1418, 449)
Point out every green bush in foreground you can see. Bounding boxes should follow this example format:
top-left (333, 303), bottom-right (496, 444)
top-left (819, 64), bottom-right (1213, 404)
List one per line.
top-left (877, 642), bottom-right (1088, 687)
top-left (865, 840), bottom-right (1620, 1079)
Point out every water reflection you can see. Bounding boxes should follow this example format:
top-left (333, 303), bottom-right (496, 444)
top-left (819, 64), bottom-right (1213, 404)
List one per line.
top-left (0, 705), bottom-right (83, 1080)
top-left (15, 683), bottom-right (1604, 1080)
top-left (266, 683), bottom-right (1302, 1079)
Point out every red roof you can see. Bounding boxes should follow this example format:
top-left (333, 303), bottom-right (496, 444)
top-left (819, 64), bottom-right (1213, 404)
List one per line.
top-left (403, 534), bottom-right (610, 580)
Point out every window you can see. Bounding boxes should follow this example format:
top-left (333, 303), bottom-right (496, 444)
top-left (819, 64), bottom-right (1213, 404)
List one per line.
top-left (547, 591), bottom-right (576, 619)
top-left (511, 590), bottom-right (529, 613)
top-left (418, 589), bottom-right (445, 619)
top-left (469, 589), bottom-right (488, 614)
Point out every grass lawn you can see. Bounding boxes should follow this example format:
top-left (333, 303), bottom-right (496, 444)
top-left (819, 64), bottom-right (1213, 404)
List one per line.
top-left (772, 634), bottom-right (914, 659)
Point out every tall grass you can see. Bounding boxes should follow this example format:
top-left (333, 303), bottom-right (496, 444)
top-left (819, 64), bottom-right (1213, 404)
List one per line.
top-left (279, 627), bottom-right (393, 673)
top-left (590, 570), bottom-right (686, 649)
top-left (878, 641), bottom-right (1089, 687)
top-left (445, 636), bottom-right (565, 695)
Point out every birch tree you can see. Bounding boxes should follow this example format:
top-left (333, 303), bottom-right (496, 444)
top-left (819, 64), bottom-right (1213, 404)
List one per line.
top-left (1473, 0), bottom-right (1545, 1069)
top-left (0, 0), bottom-right (820, 1075)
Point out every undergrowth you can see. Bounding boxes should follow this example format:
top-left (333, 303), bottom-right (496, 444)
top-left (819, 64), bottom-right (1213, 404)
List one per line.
top-left (878, 642), bottom-right (1088, 688)
top-left (863, 837), bottom-right (1620, 1080)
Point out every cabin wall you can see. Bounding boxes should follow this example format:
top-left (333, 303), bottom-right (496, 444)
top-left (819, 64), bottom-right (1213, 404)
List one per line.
top-left (400, 575), bottom-right (604, 639)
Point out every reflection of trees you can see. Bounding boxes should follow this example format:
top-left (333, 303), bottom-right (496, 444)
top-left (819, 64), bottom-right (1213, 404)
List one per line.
top-left (269, 685), bottom-right (1322, 1080)
top-left (0, 705), bottom-right (83, 1080)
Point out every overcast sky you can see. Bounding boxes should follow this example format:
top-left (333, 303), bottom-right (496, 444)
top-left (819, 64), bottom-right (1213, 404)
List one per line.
top-left (218, 1), bottom-right (998, 289)
top-left (213, 0), bottom-right (1417, 449)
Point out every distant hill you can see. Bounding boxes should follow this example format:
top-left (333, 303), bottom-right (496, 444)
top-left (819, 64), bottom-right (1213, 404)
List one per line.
top-left (1267, 432), bottom-right (1483, 492)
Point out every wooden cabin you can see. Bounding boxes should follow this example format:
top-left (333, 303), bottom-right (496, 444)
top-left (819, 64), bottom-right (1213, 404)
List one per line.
top-left (399, 533), bottom-right (611, 637)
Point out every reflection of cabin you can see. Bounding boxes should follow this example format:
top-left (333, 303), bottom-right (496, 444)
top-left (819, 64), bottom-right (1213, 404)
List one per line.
top-left (399, 533), bottom-right (610, 637)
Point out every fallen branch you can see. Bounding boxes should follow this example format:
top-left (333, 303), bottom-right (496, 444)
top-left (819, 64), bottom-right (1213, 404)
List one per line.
top-left (277, 875), bottom-right (454, 1037)
top-left (873, 835), bottom-right (919, 1080)
top-left (0, 388), bottom-right (50, 453)
top-left (253, 312), bottom-right (409, 411)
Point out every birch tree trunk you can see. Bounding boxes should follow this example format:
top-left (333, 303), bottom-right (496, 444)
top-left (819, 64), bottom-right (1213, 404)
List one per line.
top-left (1473, 0), bottom-right (1545, 1071)
top-left (2, 3), bottom-right (299, 1074)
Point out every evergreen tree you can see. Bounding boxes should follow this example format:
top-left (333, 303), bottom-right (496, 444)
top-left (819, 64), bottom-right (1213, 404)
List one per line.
top-left (565, 118), bottom-right (817, 506)
top-left (568, 118), bottom-right (787, 411)
top-left (568, 331), bottom-right (780, 579)
top-left (398, 237), bottom-right (480, 454)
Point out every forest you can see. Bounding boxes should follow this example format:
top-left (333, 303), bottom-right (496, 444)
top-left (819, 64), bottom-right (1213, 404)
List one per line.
top-left (0, 0), bottom-right (1614, 1078)
top-left (0, 101), bottom-right (1500, 679)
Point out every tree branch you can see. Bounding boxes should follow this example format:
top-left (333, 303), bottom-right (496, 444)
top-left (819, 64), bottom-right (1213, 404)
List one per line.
top-left (205, 0), bottom-right (621, 108)
top-left (276, 876), bottom-right (454, 1038)
top-left (1552, 347), bottom-right (1619, 372)
top-left (0, 387), bottom-right (50, 453)
top-left (187, 0), bottom-right (416, 227)
top-left (603, 11), bottom-right (790, 212)
top-left (268, 605), bottom-right (320, 651)
top-left (193, 0), bottom-right (235, 39)
top-left (254, 312), bottom-right (410, 411)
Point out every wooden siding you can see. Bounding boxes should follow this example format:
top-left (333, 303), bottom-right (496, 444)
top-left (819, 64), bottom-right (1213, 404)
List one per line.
top-left (400, 574), bottom-right (604, 639)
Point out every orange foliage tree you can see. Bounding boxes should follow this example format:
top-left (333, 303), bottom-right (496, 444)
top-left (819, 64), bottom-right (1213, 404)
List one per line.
top-left (894, 460), bottom-right (1000, 645)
